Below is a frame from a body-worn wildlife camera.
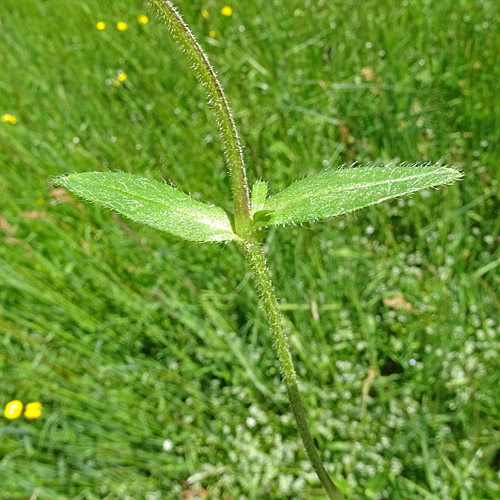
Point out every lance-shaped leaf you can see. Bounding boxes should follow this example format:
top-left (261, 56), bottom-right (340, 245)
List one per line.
top-left (255, 163), bottom-right (463, 227)
top-left (56, 172), bottom-right (237, 243)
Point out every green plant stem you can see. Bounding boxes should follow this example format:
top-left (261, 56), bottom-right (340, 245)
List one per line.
top-left (242, 241), bottom-right (345, 500)
top-left (150, 0), bottom-right (252, 236)
top-left (151, 3), bottom-right (344, 496)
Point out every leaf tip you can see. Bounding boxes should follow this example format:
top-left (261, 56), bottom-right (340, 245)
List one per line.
top-left (443, 165), bottom-right (465, 180)
top-left (52, 174), bottom-right (69, 187)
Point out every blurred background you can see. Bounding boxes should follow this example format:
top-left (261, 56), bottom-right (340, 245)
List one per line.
top-left (0, 0), bottom-right (499, 498)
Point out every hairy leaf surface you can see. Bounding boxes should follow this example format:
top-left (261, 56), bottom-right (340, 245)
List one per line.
top-left (251, 180), bottom-right (269, 215)
top-left (57, 172), bottom-right (236, 242)
top-left (257, 163), bottom-right (462, 227)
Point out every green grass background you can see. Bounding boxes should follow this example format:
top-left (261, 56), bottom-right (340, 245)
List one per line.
top-left (1, 0), bottom-right (499, 498)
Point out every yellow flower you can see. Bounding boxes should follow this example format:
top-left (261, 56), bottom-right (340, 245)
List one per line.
top-left (24, 402), bottom-right (42, 420)
top-left (1, 113), bottom-right (17, 125)
top-left (221, 6), bottom-right (233, 16)
top-left (37, 198), bottom-right (45, 205)
top-left (138, 15), bottom-right (149, 24)
top-left (117, 72), bottom-right (127, 82)
top-left (209, 30), bottom-right (216, 38)
top-left (201, 10), bottom-right (209, 19)
top-left (4, 400), bottom-right (23, 420)
top-left (117, 22), bottom-right (128, 31)
top-left (113, 80), bottom-right (121, 87)
top-left (96, 21), bottom-right (106, 30)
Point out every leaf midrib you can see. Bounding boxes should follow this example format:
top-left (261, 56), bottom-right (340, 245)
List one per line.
top-left (265, 169), bottom-right (446, 212)
top-left (94, 183), bottom-right (233, 235)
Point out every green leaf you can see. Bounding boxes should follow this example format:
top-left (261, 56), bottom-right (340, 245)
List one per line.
top-left (257, 163), bottom-right (463, 227)
top-left (250, 180), bottom-right (268, 215)
top-left (56, 172), bottom-right (237, 243)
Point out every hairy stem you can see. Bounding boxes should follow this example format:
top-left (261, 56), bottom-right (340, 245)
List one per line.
top-left (242, 241), bottom-right (345, 500)
top-left (150, 0), bottom-right (252, 235)
top-left (151, 3), bottom-right (343, 496)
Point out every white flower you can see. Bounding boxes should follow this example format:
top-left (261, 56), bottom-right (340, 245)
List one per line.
top-left (162, 439), bottom-right (173, 451)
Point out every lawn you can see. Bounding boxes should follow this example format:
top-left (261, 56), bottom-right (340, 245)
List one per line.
top-left (1, 0), bottom-right (499, 498)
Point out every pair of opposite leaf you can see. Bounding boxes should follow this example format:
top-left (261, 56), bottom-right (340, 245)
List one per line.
top-left (56, 164), bottom-right (462, 243)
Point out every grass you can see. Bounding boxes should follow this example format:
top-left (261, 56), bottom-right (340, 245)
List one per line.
top-left (0, 0), bottom-right (499, 498)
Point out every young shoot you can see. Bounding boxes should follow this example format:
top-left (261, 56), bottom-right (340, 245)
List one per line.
top-left (55, 2), bottom-right (463, 498)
